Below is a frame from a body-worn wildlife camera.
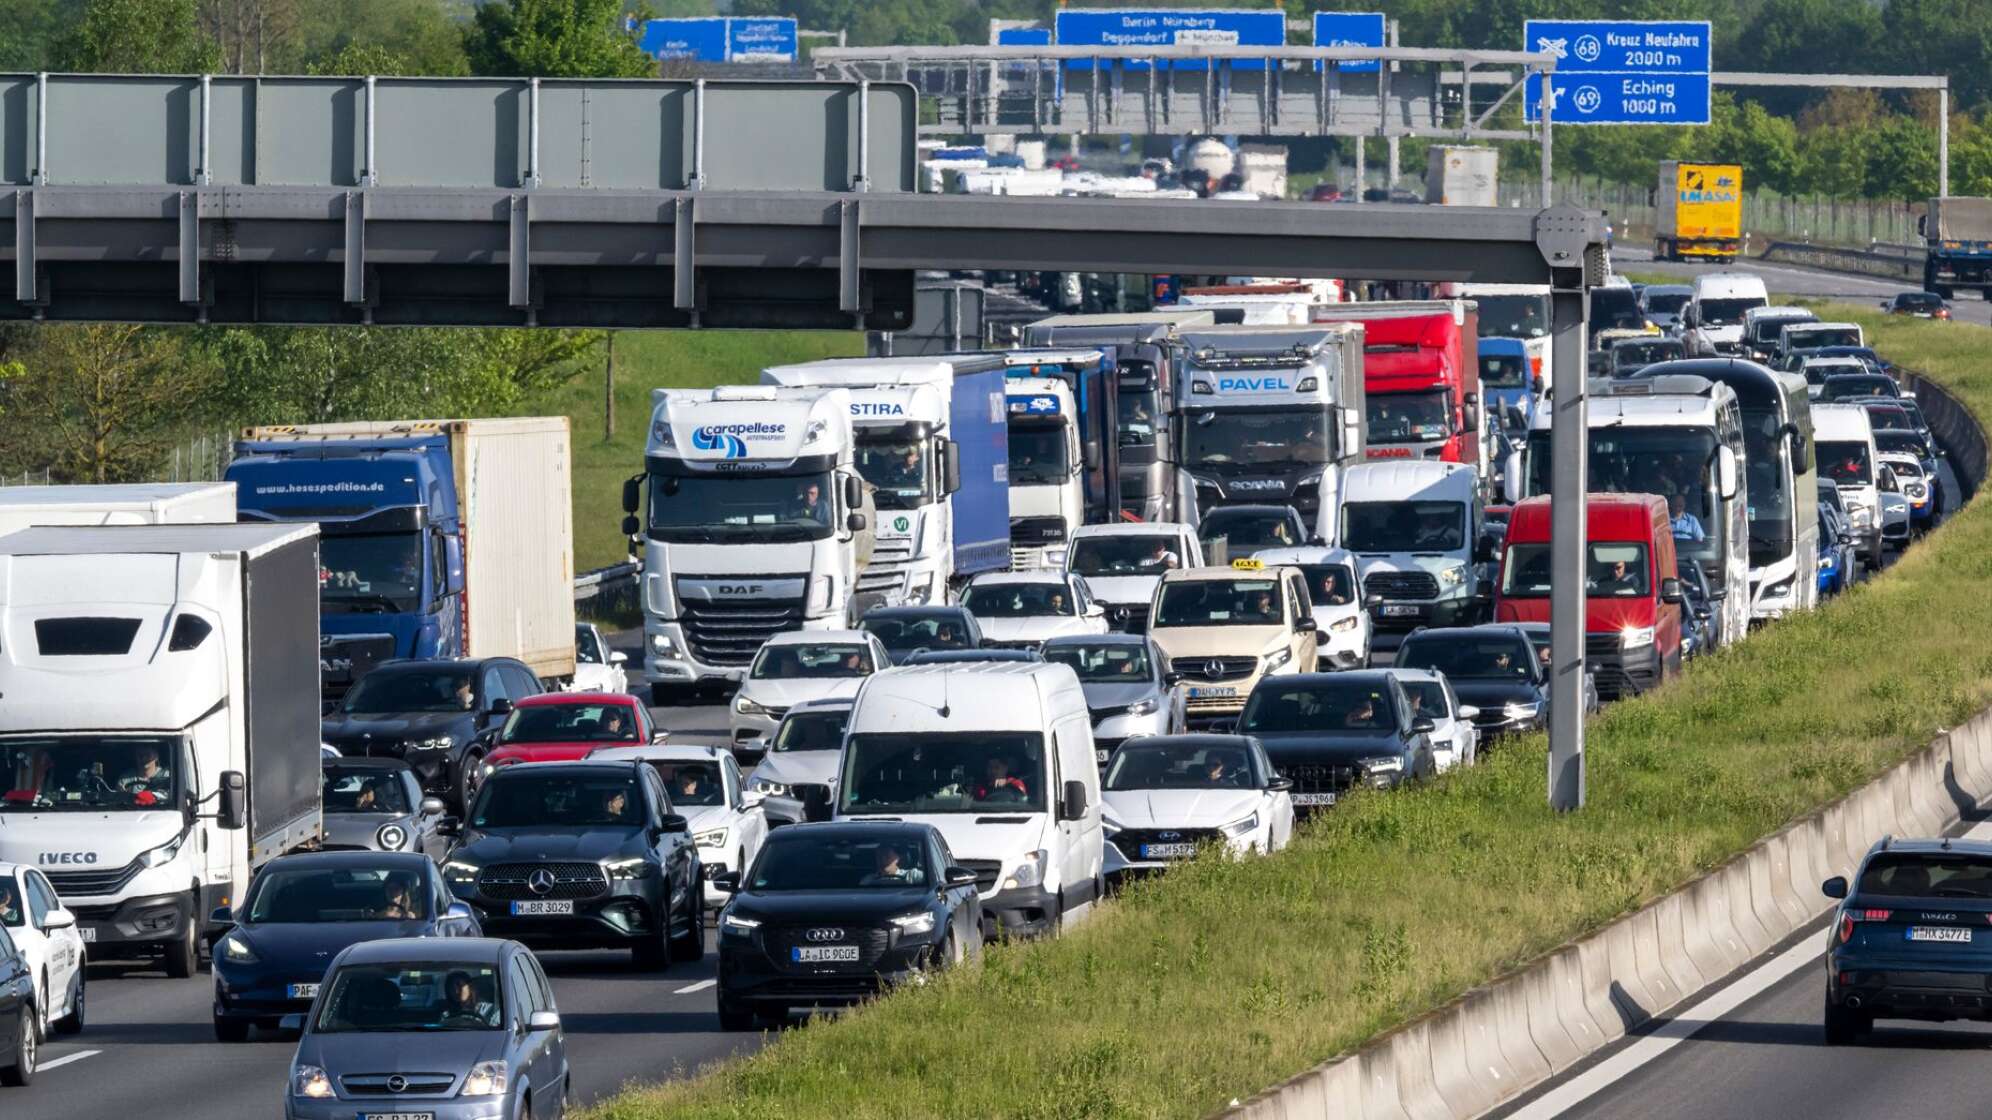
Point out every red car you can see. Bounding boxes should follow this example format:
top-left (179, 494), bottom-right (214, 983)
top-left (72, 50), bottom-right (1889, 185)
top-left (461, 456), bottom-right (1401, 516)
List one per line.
top-left (481, 693), bottom-right (660, 777)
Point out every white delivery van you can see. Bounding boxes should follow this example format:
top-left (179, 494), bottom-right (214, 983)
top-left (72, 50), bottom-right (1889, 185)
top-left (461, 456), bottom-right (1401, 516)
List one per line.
top-left (1683, 273), bottom-right (1769, 356)
top-left (1813, 403), bottom-right (1883, 570)
top-left (835, 662), bottom-right (1103, 939)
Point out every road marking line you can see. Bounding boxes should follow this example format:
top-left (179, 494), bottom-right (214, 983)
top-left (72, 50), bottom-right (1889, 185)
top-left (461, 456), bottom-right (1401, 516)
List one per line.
top-left (37, 1049), bottom-right (101, 1072)
top-left (1512, 814), bottom-right (1992, 1118)
top-left (674, 979), bottom-right (717, 994)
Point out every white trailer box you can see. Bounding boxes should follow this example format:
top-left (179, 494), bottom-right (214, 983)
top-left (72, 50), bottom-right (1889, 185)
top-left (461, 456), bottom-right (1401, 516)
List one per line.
top-left (0, 482), bottom-right (236, 536)
top-left (1425, 146), bottom-right (1499, 207)
top-left (1238, 144), bottom-right (1289, 199)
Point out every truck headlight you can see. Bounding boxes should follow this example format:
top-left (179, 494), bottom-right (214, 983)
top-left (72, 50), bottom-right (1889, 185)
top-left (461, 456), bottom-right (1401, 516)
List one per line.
top-left (695, 827), bottom-right (729, 849)
top-left (293, 1064), bottom-right (335, 1099)
top-left (1437, 563), bottom-right (1467, 588)
top-left (650, 632), bottom-right (680, 656)
top-left (807, 575), bottom-right (836, 614)
top-left (460, 1060), bottom-right (509, 1098)
top-left (139, 830), bottom-right (187, 869)
top-left (1004, 849), bottom-right (1048, 891)
top-left (1763, 576), bottom-right (1794, 598)
top-left (1619, 625), bottom-right (1655, 650)
top-left (889, 911), bottom-right (937, 936)
top-left (650, 420), bottom-right (675, 449)
top-left (1221, 812), bottom-right (1260, 838)
top-left (604, 856), bottom-right (657, 880)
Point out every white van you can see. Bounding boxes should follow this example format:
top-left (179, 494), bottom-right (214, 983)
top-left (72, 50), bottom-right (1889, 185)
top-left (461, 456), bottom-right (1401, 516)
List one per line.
top-left (835, 662), bottom-right (1103, 939)
top-left (1062, 521), bottom-right (1206, 631)
top-left (1321, 461), bottom-right (1488, 636)
top-left (1813, 403), bottom-right (1883, 570)
top-left (1684, 273), bottom-right (1769, 356)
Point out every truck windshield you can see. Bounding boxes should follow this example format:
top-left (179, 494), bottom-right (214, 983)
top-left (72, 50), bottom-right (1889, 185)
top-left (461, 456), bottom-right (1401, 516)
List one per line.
top-left (1366, 390), bottom-right (1451, 444)
top-left (1473, 294), bottom-right (1549, 338)
top-left (1182, 407), bottom-right (1336, 468)
top-left (1502, 542), bottom-right (1653, 598)
top-left (320, 531), bottom-right (424, 614)
top-left (1752, 317), bottom-right (1810, 346)
top-left (1068, 534), bottom-right (1182, 576)
top-left (1645, 291), bottom-right (1691, 315)
top-left (1341, 501), bottom-right (1465, 553)
top-left (838, 733), bottom-right (1046, 814)
top-left (647, 470), bottom-right (835, 543)
top-left (1117, 383), bottom-right (1160, 448)
top-left (1524, 427), bottom-right (1723, 566)
top-left (1698, 297), bottom-right (1764, 327)
top-left (1153, 578), bottom-right (1282, 627)
top-left (0, 736), bottom-right (183, 812)
top-left (1480, 352), bottom-right (1529, 389)
top-left (1819, 441), bottom-right (1873, 485)
top-left (1008, 423), bottom-right (1070, 486)
top-left (853, 437), bottom-right (930, 511)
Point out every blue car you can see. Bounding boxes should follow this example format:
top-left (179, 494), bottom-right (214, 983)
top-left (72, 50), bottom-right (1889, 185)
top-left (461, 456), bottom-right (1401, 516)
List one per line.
top-left (1816, 483), bottom-right (1858, 597)
top-left (1821, 837), bottom-right (1992, 1044)
top-left (212, 850), bottom-right (479, 1041)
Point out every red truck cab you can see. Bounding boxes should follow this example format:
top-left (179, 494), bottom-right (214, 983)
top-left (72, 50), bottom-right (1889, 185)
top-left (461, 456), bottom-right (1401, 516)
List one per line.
top-left (1314, 300), bottom-right (1482, 469)
top-left (1495, 493), bottom-right (1685, 699)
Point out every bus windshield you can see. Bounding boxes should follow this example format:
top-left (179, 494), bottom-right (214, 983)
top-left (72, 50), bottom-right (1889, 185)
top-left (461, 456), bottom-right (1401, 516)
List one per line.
top-left (1525, 427), bottom-right (1724, 566)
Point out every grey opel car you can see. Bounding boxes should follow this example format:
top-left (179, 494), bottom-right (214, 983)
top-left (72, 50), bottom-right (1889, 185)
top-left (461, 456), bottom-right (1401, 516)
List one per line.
top-left (283, 938), bottom-right (567, 1120)
top-left (322, 757), bottom-right (450, 860)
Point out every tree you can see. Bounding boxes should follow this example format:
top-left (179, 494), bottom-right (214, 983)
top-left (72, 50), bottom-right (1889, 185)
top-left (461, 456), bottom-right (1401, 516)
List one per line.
top-left (1, 326), bottom-right (213, 484)
top-left (285, 0), bottom-right (471, 77)
top-left (465, 0), bottom-right (657, 78)
top-left (55, 0), bottom-right (220, 73)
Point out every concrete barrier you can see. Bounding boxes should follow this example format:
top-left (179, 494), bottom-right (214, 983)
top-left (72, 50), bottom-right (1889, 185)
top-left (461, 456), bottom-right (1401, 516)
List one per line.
top-left (1425, 1009), bottom-right (1491, 1118)
top-left (1651, 892), bottom-right (1705, 997)
top-left (1601, 919), bottom-right (1656, 1029)
top-left (1359, 1046), bottom-right (1412, 1120)
top-left (1492, 979), bottom-right (1552, 1087)
top-left (1456, 990), bottom-right (1517, 1111)
top-left (1521, 956), bottom-right (1584, 1075)
top-left (1389, 1022), bottom-right (1449, 1120)
top-left (1627, 904), bottom-right (1684, 1012)
top-left (1680, 870), bottom-right (1746, 980)
top-left (1545, 945), bottom-right (1611, 1055)
top-left (1721, 860), bottom-right (1775, 956)
top-left (1784, 817), bottom-right (1830, 926)
top-left (1762, 832), bottom-right (1810, 932)
top-left (1575, 930), bottom-right (1629, 1040)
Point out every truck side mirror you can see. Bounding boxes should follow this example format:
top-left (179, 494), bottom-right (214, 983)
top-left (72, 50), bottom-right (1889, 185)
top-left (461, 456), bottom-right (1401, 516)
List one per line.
top-left (1660, 577), bottom-right (1684, 604)
top-left (444, 534), bottom-right (465, 597)
top-left (621, 515), bottom-right (640, 538)
top-left (217, 770), bottom-right (247, 831)
top-left (847, 512), bottom-right (868, 532)
top-left (622, 476), bottom-right (642, 515)
top-left (843, 474), bottom-right (862, 508)
top-left (942, 439), bottom-right (962, 495)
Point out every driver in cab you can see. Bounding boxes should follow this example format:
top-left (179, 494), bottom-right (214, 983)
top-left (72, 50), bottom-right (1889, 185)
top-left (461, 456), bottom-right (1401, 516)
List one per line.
top-left (974, 757), bottom-right (1028, 801)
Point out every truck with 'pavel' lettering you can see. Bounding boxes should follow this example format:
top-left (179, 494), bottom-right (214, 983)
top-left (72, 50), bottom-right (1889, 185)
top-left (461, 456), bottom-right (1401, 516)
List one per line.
top-left (1655, 161), bottom-right (1743, 262)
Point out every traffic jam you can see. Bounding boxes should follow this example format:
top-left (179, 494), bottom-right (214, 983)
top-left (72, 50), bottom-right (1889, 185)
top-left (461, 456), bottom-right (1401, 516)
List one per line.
top-left (0, 271), bottom-right (1948, 1112)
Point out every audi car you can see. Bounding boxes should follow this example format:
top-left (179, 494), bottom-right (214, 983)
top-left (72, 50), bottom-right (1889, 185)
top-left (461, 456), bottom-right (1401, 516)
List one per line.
top-left (1822, 837), bottom-right (1992, 1044)
top-left (1234, 672), bottom-right (1438, 812)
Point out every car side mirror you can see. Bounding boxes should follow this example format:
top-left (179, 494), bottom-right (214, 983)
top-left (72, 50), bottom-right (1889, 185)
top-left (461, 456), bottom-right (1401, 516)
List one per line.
top-left (209, 904), bottom-right (235, 929)
top-left (419, 797), bottom-right (447, 817)
top-left (1060, 779), bottom-right (1087, 822)
top-left (1660, 577), bottom-right (1684, 604)
top-left (1822, 875), bottom-right (1848, 899)
top-left (1085, 603), bottom-right (1106, 618)
top-left (711, 871), bottom-right (740, 893)
top-left (658, 813), bottom-right (690, 833)
top-left (1363, 592), bottom-right (1384, 609)
top-left (609, 650), bottom-right (628, 665)
top-left (1695, 607), bottom-right (1712, 620)
top-left (945, 866), bottom-right (980, 888)
top-left (437, 817), bottom-right (461, 837)
top-left (446, 901), bottom-right (475, 923)
top-left (43, 909), bottom-right (75, 931)
top-left (1411, 718), bottom-right (1437, 735)
top-left (1295, 616), bottom-right (1318, 633)
top-left (217, 770), bottom-right (247, 830)
top-left (1266, 775), bottom-right (1293, 793)
top-left (1838, 532), bottom-right (1853, 546)
top-left (1457, 705), bottom-right (1480, 721)
top-left (1163, 670), bottom-right (1185, 686)
top-left (528, 1010), bottom-right (561, 1032)
top-left (488, 697), bottom-right (514, 717)
top-left (279, 1013), bottom-right (306, 1033)
top-left (848, 512), bottom-right (868, 533)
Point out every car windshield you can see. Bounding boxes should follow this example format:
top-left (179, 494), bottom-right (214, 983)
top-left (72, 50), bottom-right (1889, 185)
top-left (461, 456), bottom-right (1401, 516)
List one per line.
top-left (1294, 563), bottom-right (1357, 606)
top-left (1043, 642), bottom-right (1153, 682)
top-left (320, 531), bottom-right (424, 614)
top-left (1819, 440), bottom-right (1873, 485)
top-left (1479, 351), bottom-right (1529, 389)
top-left (1398, 634), bottom-right (1536, 680)
top-left (1366, 389), bottom-right (1452, 444)
top-left (1644, 291), bottom-right (1691, 315)
top-left (751, 643), bottom-right (873, 679)
top-left (1857, 853), bottom-right (1992, 898)
top-left (646, 470), bottom-right (836, 545)
top-left (1473, 294), bottom-right (1549, 337)
top-left (1502, 542), bottom-right (1651, 598)
top-left (1340, 501), bottom-right (1465, 553)
top-left (323, 768), bottom-right (412, 814)
top-left (1698, 297), bottom-right (1764, 327)
top-left (1751, 316), bottom-right (1811, 346)
top-left (839, 733), bottom-right (1046, 814)
top-left (643, 762), bottom-right (725, 807)
top-left (1865, 407), bottom-right (1912, 431)
top-left (1886, 458), bottom-right (1925, 482)
top-left (1239, 681), bottom-right (1398, 732)
top-left (1788, 327), bottom-right (1863, 349)
top-left (1068, 534), bottom-right (1183, 576)
top-left (1181, 407), bottom-right (1337, 468)
top-left (862, 614), bottom-right (972, 653)
top-left (1590, 287), bottom-right (1647, 330)
top-left (1154, 578), bottom-right (1282, 627)
top-left (341, 668), bottom-right (475, 715)
top-left (0, 735), bottom-right (183, 812)
top-left (471, 774), bottom-right (645, 828)
top-left (1896, 293), bottom-right (1944, 311)
top-left (749, 832), bottom-right (931, 890)
top-left (1008, 423), bottom-right (1069, 486)
top-left (246, 866), bottom-right (429, 923)
top-left (772, 711), bottom-right (848, 752)
top-left (500, 703), bottom-right (639, 745)
top-left (314, 963), bottom-right (503, 1033)
top-left (853, 436), bottom-right (930, 511)
top-left (964, 582), bottom-right (1075, 618)
top-left (1200, 512), bottom-right (1300, 560)
top-left (1875, 431), bottom-right (1927, 455)
top-left (1104, 741), bottom-right (1258, 790)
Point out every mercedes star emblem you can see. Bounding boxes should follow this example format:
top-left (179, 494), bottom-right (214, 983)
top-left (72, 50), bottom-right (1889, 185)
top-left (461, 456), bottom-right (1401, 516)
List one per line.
top-left (1203, 659), bottom-right (1226, 680)
top-left (805, 927), bottom-right (845, 943)
top-left (527, 869), bottom-right (557, 895)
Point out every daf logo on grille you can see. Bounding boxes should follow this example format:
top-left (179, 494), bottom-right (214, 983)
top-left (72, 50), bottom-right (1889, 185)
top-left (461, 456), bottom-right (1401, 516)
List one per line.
top-left (805, 927), bottom-right (845, 943)
top-left (1203, 660), bottom-right (1226, 681)
top-left (528, 869), bottom-right (558, 895)
top-left (1157, 831), bottom-right (1182, 841)
top-left (386, 1076), bottom-right (409, 1094)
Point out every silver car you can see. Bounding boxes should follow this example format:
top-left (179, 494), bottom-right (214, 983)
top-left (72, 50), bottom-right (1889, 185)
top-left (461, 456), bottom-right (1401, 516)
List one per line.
top-left (321, 758), bottom-right (450, 860)
top-left (284, 938), bottom-right (568, 1120)
top-left (1040, 633), bottom-right (1185, 766)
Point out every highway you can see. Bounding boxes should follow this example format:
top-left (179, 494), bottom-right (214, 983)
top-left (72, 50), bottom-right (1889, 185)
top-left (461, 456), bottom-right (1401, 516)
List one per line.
top-left (1617, 246), bottom-right (1992, 327)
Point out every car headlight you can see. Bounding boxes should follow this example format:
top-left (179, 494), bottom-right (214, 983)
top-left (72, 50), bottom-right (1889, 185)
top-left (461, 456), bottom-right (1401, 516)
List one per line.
top-left (1437, 563), bottom-right (1467, 588)
top-left (139, 829), bottom-right (187, 869)
top-left (1619, 625), bottom-right (1655, 650)
top-left (1818, 555), bottom-right (1832, 570)
top-left (1764, 576), bottom-right (1794, 598)
top-left (375, 823), bottom-right (408, 851)
top-left (1502, 700), bottom-right (1541, 721)
top-left (604, 856), bottom-right (657, 880)
top-left (412, 736), bottom-right (454, 751)
top-left (1004, 849), bottom-right (1048, 891)
top-left (694, 827), bottom-right (729, 849)
top-left (1125, 697), bottom-right (1158, 717)
top-left (460, 1059), bottom-right (509, 1098)
top-left (293, 1064), bottom-right (335, 1099)
top-left (443, 859), bottom-right (480, 884)
top-left (1330, 615), bottom-right (1362, 632)
top-left (1359, 756), bottom-right (1404, 774)
top-left (650, 632), bottom-right (680, 656)
top-left (749, 776), bottom-right (790, 797)
top-left (1262, 647), bottom-right (1293, 673)
top-left (721, 912), bottom-right (761, 937)
top-left (735, 696), bottom-right (773, 716)
top-left (889, 911), bottom-right (937, 936)
top-left (1221, 812), bottom-right (1260, 838)
top-left (221, 933), bottom-right (257, 964)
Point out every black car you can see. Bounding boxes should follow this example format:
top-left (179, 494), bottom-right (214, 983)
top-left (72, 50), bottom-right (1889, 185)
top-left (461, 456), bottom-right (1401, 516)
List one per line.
top-left (1818, 373), bottom-right (1902, 403)
top-left (441, 760), bottom-right (704, 970)
top-left (859, 605), bottom-right (984, 665)
top-left (0, 923), bottom-right (31, 1086)
top-left (713, 821), bottom-right (982, 1030)
top-left (1197, 503), bottom-right (1311, 563)
top-left (210, 850), bottom-right (477, 1041)
top-left (1396, 625), bottom-right (1551, 738)
top-left (1822, 837), bottom-right (1992, 1043)
top-left (320, 657), bottom-right (544, 807)
top-left (1880, 291), bottom-right (1951, 319)
top-left (1508, 623), bottom-right (1601, 715)
top-left (1234, 671), bottom-right (1437, 812)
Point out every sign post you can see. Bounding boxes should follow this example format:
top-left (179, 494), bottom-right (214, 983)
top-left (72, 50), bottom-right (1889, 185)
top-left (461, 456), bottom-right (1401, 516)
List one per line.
top-left (1522, 20), bottom-right (1712, 126)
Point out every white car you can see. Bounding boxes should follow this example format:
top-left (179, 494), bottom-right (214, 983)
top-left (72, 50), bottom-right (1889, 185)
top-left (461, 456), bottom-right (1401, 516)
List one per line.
top-left (0, 863), bottom-right (86, 1040)
top-left (1384, 668), bottom-right (1478, 773)
top-left (1062, 522), bottom-right (1205, 631)
top-left (570, 622), bottom-right (629, 694)
top-left (729, 630), bottom-right (887, 759)
top-left (1100, 734), bottom-right (1295, 879)
top-left (960, 570), bottom-right (1110, 650)
top-left (743, 698), bottom-right (854, 827)
top-left (587, 743), bottom-right (770, 909)
top-left (1253, 546), bottom-right (1373, 669)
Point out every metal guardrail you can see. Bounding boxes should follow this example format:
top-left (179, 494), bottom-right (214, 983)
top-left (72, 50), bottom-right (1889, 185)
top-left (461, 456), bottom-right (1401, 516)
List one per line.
top-left (573, 560), bottom-right (641, 622)
top-left (1758, 238), bottom-right (1922, 283)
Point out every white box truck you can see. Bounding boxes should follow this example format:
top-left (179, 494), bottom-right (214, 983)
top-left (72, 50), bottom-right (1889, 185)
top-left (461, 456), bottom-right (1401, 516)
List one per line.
top-left (1425, 146), bottom-right (1499, 207)
top-left (0, 482), bottom-right (237, 536)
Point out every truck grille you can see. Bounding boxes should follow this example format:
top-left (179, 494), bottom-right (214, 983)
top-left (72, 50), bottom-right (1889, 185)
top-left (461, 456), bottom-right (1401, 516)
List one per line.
top-left (768, 925), bottom-right (891, 973)
top-left (679, 582), bottom-right (807, 666)
top-left (45, 858), bottom-right (143, 898)
top-left (1010, 517), bottom-right (1066, 545)
top-left (319, 634), bottom-right (398, 695)
top-left (1276, 762), bottom-right (1360, 795)
top-left (1364, 571), bottom-right (1439, 600)
top-left (858, 536), bottom-right (916, 595)
top-left (477, 862), bottom-right (609, 901)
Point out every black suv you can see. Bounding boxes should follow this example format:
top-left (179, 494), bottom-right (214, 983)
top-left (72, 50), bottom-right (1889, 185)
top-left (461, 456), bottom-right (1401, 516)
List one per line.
top-left (1234, 671), bottom-right (1438, 812)
top-left (441, 761), bottom-right (704, 970)
top-left (1395, 625), bottom-right (1552, 740)
top-left (1822, 837), bottom-right (1992, 1043)
top-left (320, 657), bottom-right (543, 808)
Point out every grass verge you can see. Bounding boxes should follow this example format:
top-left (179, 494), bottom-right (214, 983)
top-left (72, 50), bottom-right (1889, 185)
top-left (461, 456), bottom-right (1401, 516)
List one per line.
top-left (586, 305), bottom-right (1992, 1120)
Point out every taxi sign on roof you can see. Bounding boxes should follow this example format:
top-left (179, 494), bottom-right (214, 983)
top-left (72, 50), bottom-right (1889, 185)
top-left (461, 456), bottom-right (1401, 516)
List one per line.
top-left (1231, 558), bottom-right (1265, 570)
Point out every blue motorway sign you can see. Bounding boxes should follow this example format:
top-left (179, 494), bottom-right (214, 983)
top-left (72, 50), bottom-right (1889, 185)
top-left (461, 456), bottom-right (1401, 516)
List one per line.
top-left (641, 18), bottom-right (726, 62)
top-left (1055, 8), bottom-right (1286, 71)
top-left (1523, 71), bottom-right (1712, 126)
top-left (997, 27), bottom-right (1053, 47)
top-left (1524, 20), bottom-right (1710, 74)
top-left (1312, 11), bottom-right (1385, 74)
top-left (727, 17), bottom-right (797, 63)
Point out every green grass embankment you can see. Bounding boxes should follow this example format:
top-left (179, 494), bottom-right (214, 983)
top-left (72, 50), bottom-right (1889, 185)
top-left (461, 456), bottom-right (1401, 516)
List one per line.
top-left (585, 306), bottom-right (1992, 1120)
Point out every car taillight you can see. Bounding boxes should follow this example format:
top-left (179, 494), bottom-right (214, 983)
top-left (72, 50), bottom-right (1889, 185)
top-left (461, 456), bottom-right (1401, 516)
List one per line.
top-left (1840, 908), bottom-right (1891, 943)
top-left (1857, 908), bottom-right (1891, 922)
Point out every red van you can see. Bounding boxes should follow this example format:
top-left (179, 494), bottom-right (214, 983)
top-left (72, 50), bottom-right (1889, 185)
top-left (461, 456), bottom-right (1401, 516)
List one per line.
top-left (1495, 493), bottom-right (1685, 699)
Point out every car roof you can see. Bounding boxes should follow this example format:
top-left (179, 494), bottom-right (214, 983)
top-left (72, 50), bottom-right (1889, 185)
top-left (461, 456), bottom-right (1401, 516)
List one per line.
top-left (786, 697), bottom-right (856, 714)
top-left (335, 936), bottom-right (518, 966)
top-left (1160, 564), bottom-right (1296, 583)
top-left (1277, 670), bottom-right (1399, 689)
top-left (513, 691), bottom-right (638, 709)
top-left (1116, 733), bottom-right (1260, 751)
top-left (904, 649), bottom-right (1042, 662)
top-left (1253, 545), bottom-right (1358, 566)
top-left (760, 629), bottom-right (873, 647)
top-left (1041, 632), bottom-right (1150, 649)
top-left (1200, 503), bottom-right (1296, 519)
top-left (320, 756), bottom-right (416, 773)
top-left (862, 605), bottom-right (971, 620)
top-left (967, 570), bottom-right (1073, 586)
top-left (1070, 521), bottom-right (1193, 538)
top-left (258, 849), bottom-right (437, 872)
top-left (1404, 625), bottom-right (1531, 642)
top-left (484, 760), bottom-right (643, 779)
top-left (767, 820), bottom-right (934, 842)
top-left (585, 743), bottom-right (728, 764)
top-left (1382, 666), bottom-right (1443, 683)
top-left (1870, 837), bottom-right (1992, 857)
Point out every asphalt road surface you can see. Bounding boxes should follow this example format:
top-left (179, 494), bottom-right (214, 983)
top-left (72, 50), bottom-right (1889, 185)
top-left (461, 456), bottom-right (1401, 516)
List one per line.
top-left (1616, 246), bottom-right (1992, 328)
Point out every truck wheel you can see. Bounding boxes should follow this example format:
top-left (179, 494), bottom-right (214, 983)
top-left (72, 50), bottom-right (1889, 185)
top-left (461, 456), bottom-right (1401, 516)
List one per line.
top-left (164, 899), bottom-right (199, 978)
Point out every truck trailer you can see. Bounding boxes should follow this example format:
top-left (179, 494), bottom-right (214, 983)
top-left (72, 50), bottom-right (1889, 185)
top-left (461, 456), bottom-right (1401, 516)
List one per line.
top-left (1656, 161), bottom-right (1743, 262)
top-left (1921, 196), bottom-right (1992, 298)
top-left (0, 482), bottom-right (236, 536)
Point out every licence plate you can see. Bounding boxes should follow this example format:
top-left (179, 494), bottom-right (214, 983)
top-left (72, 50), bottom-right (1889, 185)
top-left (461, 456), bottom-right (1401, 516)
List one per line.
top-left (287, 983), bottom-right (320, 1000)
top-left (361, 1113), bottom-right (437, 1120)
top-left (77, 927), bottom-right (96, 943)
top-left (1907, 926), bottom-right (1973, 944)
top-left (509, 900), bottom-right (574, 916)
top-left (1188, 686), bottom-right (1237, 698)
top-left (1096, 749), bottom-right (1110, 763)
top-left (1381, 604), bottom-right (1421, 617)
top-left (1292, 792), bottom-right (1338, 807)
top-left (792, 945), bottom-right (861, 963)
top-left (1140, 843), bottom-right (1197, 859)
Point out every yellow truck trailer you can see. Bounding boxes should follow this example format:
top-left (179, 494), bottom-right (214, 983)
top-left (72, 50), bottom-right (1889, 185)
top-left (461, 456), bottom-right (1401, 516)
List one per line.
top-left (1655, 161), bottom-right (1742, 262)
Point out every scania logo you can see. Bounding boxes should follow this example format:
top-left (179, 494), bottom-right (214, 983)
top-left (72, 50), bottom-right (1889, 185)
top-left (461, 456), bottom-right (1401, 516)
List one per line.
top-left (386, 1076), bottom-right (409, 1094)
top-left (1202, 660), bottom-right (1226, 681)
top-left (527, 869), bottom-right (557, 895)
top-left (39, 852), bottom-right (98, 865)
top-left (805, 927), bottom-right (845, 943)
top-left (1230, 479), bottom-right (1284, 491)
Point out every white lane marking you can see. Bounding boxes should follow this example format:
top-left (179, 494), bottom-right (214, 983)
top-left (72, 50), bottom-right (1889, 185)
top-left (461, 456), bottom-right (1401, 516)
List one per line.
top-left (1511, 814), bottom-right (1992, 1118)
top-left (674, 979), bottom-right (717, 994)
top-left (36, 1049), bottom-right (101, 1072)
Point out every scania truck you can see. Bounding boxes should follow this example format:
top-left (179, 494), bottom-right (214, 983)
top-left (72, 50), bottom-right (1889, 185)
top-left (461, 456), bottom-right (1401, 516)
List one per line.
top-left (629, 386), bottom-right (876, 704)
top-left (0, 523), bottom-right (322, 977)
top-left (762, 355), bottom-right (1012, 605)
top-left (225, 418), bottom-right (576, 703)
top-left (1313, 300), bottom-right (1483, 475)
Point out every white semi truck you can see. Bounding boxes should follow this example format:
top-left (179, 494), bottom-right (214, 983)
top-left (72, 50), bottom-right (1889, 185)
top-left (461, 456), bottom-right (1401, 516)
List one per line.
top-left (0, 523), bottom-right (323, 976)
top-left (0, 482), bottom-right (237, 536)
top-left (1004, 370), bottom-right (1085, 570)
top-left (630, 386), bottom-right (876, 704)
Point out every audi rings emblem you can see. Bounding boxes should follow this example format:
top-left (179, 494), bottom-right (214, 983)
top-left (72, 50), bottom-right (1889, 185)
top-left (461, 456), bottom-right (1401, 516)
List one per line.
top-left (527, 869), bottom-right (557, 895)
top-left (805, 927), bottom-right (845, 943)
top-left (386, 1075), bottom-right (409, 1094)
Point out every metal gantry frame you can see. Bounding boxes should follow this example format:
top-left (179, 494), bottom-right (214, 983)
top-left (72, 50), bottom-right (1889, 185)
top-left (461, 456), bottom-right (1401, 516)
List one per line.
top-left (1711, 73), bottom-right (1950, 196)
